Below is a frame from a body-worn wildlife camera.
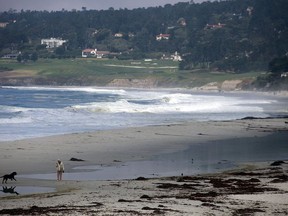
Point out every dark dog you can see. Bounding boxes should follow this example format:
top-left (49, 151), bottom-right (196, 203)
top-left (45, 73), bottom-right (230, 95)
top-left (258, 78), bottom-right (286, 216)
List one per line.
top-left (1, 172), bottom-right (17, 184)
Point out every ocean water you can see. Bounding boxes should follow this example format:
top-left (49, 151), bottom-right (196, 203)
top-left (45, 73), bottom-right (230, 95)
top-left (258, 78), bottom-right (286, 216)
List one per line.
top-left (0, 86), bottom-right (287, 141)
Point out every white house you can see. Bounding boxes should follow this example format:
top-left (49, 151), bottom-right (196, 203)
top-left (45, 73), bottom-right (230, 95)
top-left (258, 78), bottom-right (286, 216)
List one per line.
top-left (171, 51), bottom-right (182, 61)
top-left (41, 38), bottom-right (67, 48)
top-left (82, 49), bottom-right (110, 58)
top-left (95, 50), bottom-right (110, 58)
top-left (114, 33), bottom-right (123, 38)
top-left (82, 49), bottom-right (97, 58)
top-left (0, 22), bottom-right (9, 28)
top-left (156, 34), bottom-right (170, 41)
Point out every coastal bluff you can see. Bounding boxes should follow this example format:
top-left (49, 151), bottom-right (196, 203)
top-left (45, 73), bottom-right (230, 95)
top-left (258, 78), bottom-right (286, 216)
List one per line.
top-left (107, 78), bottom-right (158, 88)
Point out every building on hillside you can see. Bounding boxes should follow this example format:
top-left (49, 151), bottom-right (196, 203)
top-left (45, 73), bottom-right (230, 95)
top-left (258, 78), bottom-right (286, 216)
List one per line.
top-left (114, 33), bottom-right (123, 38)
top-left (95, 50), bottom-right (111, 58)
top-left (205, 23), bottom-right (225, 30)
top-left (41, 38), bottom-right (67, 48)
top-left (161, 51), bottom-right (182, 61)
top-left (177, 18), bottom-right (187, 27)
top-left (128, 33), bottom-right (135, 38)
top-left (81, 49), bottom-right (110, 58)
top-left (247, 7), bottom-right (253, 16)
top-left (0, 22), bottom-right (9, 28)
top-left (1, 53), bottom-right (19, 59)
top-left (82, 49), bottom-right (96, 58)
top-left (156, 34), bottom-right (170, 41)
top-left (171, 51), bottom-right (182, 61)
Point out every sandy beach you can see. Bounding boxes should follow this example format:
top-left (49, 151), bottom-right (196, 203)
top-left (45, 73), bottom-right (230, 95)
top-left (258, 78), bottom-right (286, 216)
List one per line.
top-left (0, 118), bottom-right (288, 215)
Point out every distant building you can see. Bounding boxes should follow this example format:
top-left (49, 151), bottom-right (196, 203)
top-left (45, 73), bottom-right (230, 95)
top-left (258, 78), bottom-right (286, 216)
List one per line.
top-left (161, 51), bottom-right (182, 61)
top-left (156, 34), bottom-right (170, 41)
top-left (205, 23), bottom-right (225, 30)
top-left (82, 49), bottom-right (96, 58)
top-left (167, 26), bottom-right (176, 30)
top-left (95, 50), bottom-right (111, 58)
top-left (171, 51), bottom-right (182, 61)
top-left (82, 49), bottom-right (110, 58)
top-left (41, 38), bottom-right (67, 48)
top-left (247, 7), bottom-right (254, 16)
top-left (1, 53), bottom-right (19, 59)
top-left (128, 33), bottom-right (135, 38)
top-left (177, 18), bottom-right (187, 27)
top-left (114, 33), bottom-right (123, 38)
top-left (0, 22), bottom-right (9, 28)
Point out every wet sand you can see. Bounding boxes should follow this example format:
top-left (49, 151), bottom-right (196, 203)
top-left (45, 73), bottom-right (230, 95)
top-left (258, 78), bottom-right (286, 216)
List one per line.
top-left (0, 118), bottom-right (288, 215)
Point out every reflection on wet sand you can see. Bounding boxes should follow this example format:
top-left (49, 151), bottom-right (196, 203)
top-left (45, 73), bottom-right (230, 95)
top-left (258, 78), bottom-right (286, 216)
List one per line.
top-left (0, 186), bottom-right (19, 195)
top-left (0, 186), bottom-right (55, 197)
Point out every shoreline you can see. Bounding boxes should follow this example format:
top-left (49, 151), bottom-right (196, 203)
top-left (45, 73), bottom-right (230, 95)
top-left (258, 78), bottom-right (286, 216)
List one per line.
top-left (0, 118), bottom-right (288, 215)
top-left (0, 117), bottom-right (287, 175)
top-left (1, 163), bottom-right (288, 215)
top-left (2, 84), bottom-right (288, 96)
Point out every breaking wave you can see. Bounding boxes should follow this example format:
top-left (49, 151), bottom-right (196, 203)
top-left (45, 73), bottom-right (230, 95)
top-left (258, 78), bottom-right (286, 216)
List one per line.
top-left (0, 86), bottom-right (284, 141)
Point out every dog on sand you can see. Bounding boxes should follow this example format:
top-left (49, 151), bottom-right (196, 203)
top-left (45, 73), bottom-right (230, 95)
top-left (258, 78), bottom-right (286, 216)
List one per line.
top-left (1, 172), bottom-right (17, 184)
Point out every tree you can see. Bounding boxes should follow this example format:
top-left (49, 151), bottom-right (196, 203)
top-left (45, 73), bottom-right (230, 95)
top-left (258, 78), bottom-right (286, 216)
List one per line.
top-left (17, 54), bottom-right (22, 62)
top-left (31, 52), bottom-right (38, 62)
top-left (268, 56), bottom-right (288, 73)
top-left (0, 0), bottom-right (288, 73)
top-left (22, 52), bottom-right (30, 62)
top-left (55, 46), bottom-right (65, 55)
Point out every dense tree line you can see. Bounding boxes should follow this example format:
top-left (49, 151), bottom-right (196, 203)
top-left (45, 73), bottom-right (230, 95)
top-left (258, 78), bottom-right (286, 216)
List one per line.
top-left (0, 0), bottom-right (288, 73)
top-left (248, 56), bottom-right (288, 90)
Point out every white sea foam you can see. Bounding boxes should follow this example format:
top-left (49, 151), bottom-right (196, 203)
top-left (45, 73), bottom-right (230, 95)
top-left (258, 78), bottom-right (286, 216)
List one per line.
top-left (2, 86), bottom-right (126, 94)
top-left (1, 87), bottom-right (284, 141)
top-left (70, 93), bottom-right (268, 114)
top-left (0, 117), bottom-right (33, 124)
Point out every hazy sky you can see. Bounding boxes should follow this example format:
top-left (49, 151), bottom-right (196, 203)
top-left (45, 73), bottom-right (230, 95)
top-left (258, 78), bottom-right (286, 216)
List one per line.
top-left (0, 0), bottom-right (209, 12)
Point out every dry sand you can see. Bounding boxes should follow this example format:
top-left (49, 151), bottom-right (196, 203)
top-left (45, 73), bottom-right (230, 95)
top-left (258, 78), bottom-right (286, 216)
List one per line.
top-left (0, 118), bottom-right (288, 215)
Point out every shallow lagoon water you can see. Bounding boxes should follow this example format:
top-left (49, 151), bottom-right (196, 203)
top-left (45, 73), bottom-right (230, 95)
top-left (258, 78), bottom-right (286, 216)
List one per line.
top-left (19, 132), bottom-right (288, 181)
top-left (19, 160), bottom-right (235, 181)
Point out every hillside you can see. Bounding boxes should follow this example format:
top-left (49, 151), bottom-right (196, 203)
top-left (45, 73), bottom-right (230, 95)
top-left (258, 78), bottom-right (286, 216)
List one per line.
top-left (0, 0), bottom-right (288, 90)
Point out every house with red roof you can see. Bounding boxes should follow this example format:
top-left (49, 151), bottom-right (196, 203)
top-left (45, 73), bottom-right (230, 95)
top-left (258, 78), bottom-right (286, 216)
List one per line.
top-left (156, 34), bottom-right (170, 41)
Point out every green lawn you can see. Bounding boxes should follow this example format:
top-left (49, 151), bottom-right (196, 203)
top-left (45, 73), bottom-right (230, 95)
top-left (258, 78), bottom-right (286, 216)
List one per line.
top-left (0, 58), bottom-right (263, 87)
